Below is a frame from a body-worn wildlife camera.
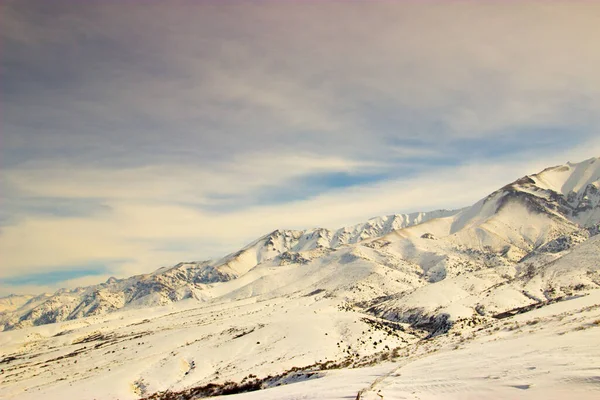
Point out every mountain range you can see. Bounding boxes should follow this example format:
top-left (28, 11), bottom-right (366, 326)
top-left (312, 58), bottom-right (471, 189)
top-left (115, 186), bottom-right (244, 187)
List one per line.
top-left (1, 157), bottom-right (600, 399)
top-left (2, 158), bottom-right (600, 332)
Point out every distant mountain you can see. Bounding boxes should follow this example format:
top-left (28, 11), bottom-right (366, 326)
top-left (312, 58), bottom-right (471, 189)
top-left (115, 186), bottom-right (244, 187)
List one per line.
top-left (0, 209), bottom-right (457, 330)
top-left (0, 294), bottom-right (34, 313)
top-left (1, 157), bottom-right (599, 332)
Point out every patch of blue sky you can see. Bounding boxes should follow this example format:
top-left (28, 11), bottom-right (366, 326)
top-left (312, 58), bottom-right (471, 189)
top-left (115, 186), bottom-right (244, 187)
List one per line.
top-left (449, 126), bottom-right (591, 161)
top-left (197, 171), bottom-right (394, 213)
top-left (303, 171), bottom-right (392, 190)
top-left (7, 197), bottom-right (111, 220)
top-left (1, 264), bottom-right (112, 286)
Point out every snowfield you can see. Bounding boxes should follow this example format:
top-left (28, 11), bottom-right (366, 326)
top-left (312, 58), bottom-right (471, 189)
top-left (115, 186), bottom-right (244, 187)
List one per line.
top-left (1, 157), bottom-right (600, 399)
top-left (217, 291), bottom-right (600, 400)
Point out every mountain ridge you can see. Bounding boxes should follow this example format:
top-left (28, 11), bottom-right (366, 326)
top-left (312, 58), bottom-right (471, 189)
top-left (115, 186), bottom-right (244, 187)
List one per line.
top-left (1, 157), bottom-right (599, 332)
top-left (0, 209), bottom-right (460, 330)
top-left (3, 157), bottom-right (600, 400)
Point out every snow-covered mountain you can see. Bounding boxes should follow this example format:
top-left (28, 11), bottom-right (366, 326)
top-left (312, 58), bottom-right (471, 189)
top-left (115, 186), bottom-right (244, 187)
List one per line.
top-left (1, 157), bottom-right (600, 400)
top-left (0, 295), bottom-right (34, 314)
top-left (0, 209), bottom-right (458, 331)
top-left (2, 158), bottom-right (600, 332)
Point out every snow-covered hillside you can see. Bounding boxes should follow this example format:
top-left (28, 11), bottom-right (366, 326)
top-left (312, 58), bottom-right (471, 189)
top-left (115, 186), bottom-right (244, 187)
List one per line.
top-left (0, 209), bottom-right (458, 331)
top-left (1, 157), bottom-right (600, 399)
top-left (0, 295), bottom-right (34, 314)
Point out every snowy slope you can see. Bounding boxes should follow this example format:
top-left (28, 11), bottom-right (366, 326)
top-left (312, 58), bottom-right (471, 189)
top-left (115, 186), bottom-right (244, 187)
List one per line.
top-left (0, 295), bottom-right (34, 314)
top-left (352, 157), bottom-right (600, 330)
top-left (1, 157), bottom-right (600, 399)
top-left (210, 291), bottom-right (600, 400)
top-left (1, 250), bottom-right (599, 400)
top-left (363, 234), bottom-right (600, 334)
top-left (2, 158), bottom-right (599, 333)
top-left (0, 209), bottom-right (458, 331)
top-left (206, 209), bottom-right (460, 282)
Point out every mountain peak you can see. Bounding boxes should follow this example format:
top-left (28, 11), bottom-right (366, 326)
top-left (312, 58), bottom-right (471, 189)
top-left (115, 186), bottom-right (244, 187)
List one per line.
top-left (3, 157), bottom-right (600, 332)
top-left (532, 156), bottom-right (600, 196)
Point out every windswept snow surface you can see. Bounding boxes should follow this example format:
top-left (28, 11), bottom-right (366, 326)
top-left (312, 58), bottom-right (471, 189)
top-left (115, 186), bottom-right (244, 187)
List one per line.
top-left (1, 157), bottom-right (600, 399)
top-left (2, 289), bottom-right (599, 399)
top-left (219, 291), bottom-right (600, 400)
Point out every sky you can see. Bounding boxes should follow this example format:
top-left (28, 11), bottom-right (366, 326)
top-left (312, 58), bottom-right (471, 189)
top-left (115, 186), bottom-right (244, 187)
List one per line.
top-left (1, 0), bottom-right (600, 296)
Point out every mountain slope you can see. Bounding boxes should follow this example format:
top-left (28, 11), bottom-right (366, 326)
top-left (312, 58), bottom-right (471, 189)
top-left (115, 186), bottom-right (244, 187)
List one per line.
top-left (1, 157), bottom-right (599, 333)
top-left (1, 157), bottom-right (600, 400)
top-left (0, 210), bottom-right (458, 331)
top-left (0, 295), bottom-right (34, 313)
